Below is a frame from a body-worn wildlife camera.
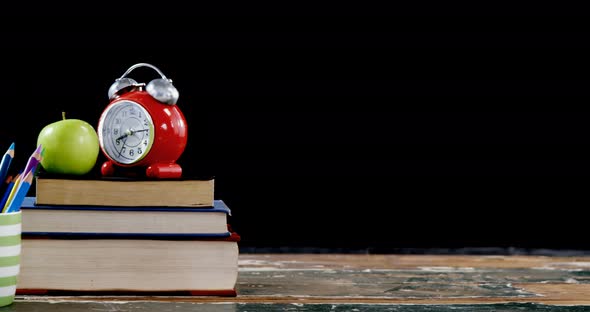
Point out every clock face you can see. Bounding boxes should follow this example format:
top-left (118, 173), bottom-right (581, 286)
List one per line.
top-left (98, 100), bottom-right (155, 165)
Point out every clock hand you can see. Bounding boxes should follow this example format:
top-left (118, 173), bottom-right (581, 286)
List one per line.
top-left (117, 136), bottom-right (128, 158)
top-left (127, 129), bottom-right (149, 137)
top-left (115, 128), bottom-right (147, 143)
top-left (116, 129), bottom-right (133, 141)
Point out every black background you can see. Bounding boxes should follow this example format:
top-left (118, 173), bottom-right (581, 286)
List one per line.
top-left (1, 7), bottom-right (590, 253)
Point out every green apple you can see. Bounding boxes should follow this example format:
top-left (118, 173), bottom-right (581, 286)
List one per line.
top-left (37, 112), bottom-right (100, 175)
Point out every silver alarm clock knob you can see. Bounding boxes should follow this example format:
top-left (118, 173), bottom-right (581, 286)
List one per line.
top-left (108, 78), bottom-right (140, 100)
top-left (146, 78), bottom-right (179, 105)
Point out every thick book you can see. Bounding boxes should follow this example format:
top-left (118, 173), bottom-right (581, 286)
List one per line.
top-left (34, 174), bottom-right (214, 207)
top-left (20, 196), bottom-right (232, 236)
top-left (17, 231), bottom-right (240, 296)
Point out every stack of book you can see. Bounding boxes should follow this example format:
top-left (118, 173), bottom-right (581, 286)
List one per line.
top-left (16, 174), bottom-right (240, 296)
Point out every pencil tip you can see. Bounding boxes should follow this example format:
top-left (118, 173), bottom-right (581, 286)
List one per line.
top-left (9, 142), bottom-right (14, 150)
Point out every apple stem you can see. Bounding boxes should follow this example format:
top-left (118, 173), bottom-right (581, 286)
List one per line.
top-left (62, 112), bottom-right (66, 120)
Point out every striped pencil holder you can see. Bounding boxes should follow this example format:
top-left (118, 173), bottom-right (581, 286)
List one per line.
top-left (0, 211), bottom-right (20, 307)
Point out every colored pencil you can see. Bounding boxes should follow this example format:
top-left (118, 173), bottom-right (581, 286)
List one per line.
top-left (0, 142), bottom-right (14, 185)
top-left (23, 144), bottom-right (42, 176)
top-left (0, 175), bottom-right (14, 208)
top-left (2, 173), bottom-right (20, 212)
top-left (5, 170), bottom-right (33, 213)
top-left (0, 173), bottom-right (12, 194)
top-left (0, 173), bottom-right (20, 213)
top-left (34, 147), bottom-right (45, 176)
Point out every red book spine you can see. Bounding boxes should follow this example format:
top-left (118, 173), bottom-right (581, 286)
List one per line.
top-left (16, 289), bottom-right (237, 297)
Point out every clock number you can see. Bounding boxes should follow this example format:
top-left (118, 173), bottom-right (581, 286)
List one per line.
top-left (115, 118), bottom-right (121, 124)
top-left (144, 119), bottom-right (149, 127)
top-left (121, 147), bottom-right (126, 154)
top-left (116, 139), bottom-right (120, 146)
top-left (122, 111), bottom-right (127, 117)
top-left (144, 140), bottom-right (148, 146)
top-left (113, 128), bottom-right (119, 135)
top-left (129, 149), bottom-right (134, 156)
top-left (138, 148), bottom-right (143, 154)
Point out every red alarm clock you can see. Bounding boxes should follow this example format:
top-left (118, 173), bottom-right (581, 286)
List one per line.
top-left (97, 63), bottom-right (187, 179)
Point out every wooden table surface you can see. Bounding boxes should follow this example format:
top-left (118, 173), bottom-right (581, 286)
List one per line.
top-left (8, 254), bottom-right (590, 311)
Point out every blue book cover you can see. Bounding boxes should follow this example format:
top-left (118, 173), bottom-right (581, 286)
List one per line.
top-left (21, 196), bottom-right (231, 215)
top-left (20, 196), bottom-right (235, 238)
